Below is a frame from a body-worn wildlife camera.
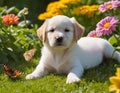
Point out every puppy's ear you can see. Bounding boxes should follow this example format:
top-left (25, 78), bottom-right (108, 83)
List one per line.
top-left (70, 17), bottom-right (85, 41)
top-left (37, 20), bottom-right (48, 42)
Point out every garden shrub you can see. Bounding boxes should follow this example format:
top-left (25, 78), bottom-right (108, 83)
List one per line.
top-left (0, 7), bottom-right (42, 63)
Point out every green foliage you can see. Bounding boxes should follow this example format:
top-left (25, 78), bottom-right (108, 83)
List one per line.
top-left (109, 35), bottom-right (118, 46)
top-left (0, 7), bottom-right (42, 63)
top-left (0, 59), bottom-right (119, 93)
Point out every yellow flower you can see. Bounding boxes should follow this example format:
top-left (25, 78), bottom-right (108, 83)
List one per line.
top-left (60, 0), bottom-right (81, 5)
top-left (38, 1), bottom-right (66, 20)
top-left (73, 5), bottom-right (99, 17)
top-left (46, 1), bottom-right (67, 11)
top-left (73, 5), bottom-right (89, 15)
top-left (38, 9), bottom-right (63, 20)
top-left (109, 68), bottom-right (120, 93)
top-left (38, 0), bottom-right (82, 20)
top-left (116, 68), bottom-right (120, 77)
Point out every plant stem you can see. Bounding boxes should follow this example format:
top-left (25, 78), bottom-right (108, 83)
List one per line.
top-left (22, 14), bottom-right (27, 28)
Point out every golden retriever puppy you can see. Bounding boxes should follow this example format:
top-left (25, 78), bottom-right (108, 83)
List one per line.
top-left (26, 15), bottom-right (120, 84)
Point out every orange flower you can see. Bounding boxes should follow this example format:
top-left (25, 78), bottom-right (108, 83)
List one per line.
top-left (2, 14), bottom-right (19, 26)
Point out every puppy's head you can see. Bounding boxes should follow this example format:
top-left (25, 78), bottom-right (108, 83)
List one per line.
top-left (37, 15), bottom-right (84, 50)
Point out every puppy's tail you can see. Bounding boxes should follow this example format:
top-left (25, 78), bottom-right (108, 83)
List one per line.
top-left (103, 40), bottom-right (120, 63)
top-left (112, 50), bottom-right (120, 63)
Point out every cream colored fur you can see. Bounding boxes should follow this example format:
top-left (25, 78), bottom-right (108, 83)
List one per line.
top-left (26, 15), bottom-right (120, 84)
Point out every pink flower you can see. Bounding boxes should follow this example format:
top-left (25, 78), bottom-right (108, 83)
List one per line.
top-left (99, 1), bottom-right (120, 12)
top-left (96, 16), bottom-right (119, 35)
top-left (111, 0), bottom-right (119, 1)
top-left (87, 30), bottom-right (102, 38)
top-left (2, 14), bottom-right (19, 26)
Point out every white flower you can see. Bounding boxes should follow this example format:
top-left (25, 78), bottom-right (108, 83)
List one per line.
top-left (18, 7), bottom-right (28, 17)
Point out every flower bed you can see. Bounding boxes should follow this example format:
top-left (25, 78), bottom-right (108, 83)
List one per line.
top-left (0, 7), bottom-right (41, 63)
top-left (38, 0), bottom-right (120, 51)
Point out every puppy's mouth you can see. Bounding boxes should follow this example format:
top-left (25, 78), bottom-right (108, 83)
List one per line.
top-left (53, 41), bottom-right (67, 48)
top-left (57, 42), bottom-right (63, 45)
top-left (51, 42), bottom-right (69, 50)
top-left (53, 43), bottom-right (67, 50)
top-left (55, 43), bottom-right (64, 47)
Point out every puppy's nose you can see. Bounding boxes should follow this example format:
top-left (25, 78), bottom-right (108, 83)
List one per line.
top-left (56, 36), bottom-right (63, 43)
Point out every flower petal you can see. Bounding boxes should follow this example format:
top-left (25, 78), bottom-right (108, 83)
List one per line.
top-left (116, 68), bottom-right (120, 77)
top-left (109, 76), bottom-right (120, 85)
top-left (109, 84), bottom-right (117, 92)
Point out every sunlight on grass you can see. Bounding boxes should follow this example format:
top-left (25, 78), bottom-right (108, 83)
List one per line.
top-left (0, 59), bottom-right (119, 93)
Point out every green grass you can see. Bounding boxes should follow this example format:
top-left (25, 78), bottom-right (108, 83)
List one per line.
top-left (0, 58), bottom-right (120, 93)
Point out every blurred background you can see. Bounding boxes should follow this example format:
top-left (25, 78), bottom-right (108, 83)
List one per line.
top-left (0, 0), bottom-right (56, 25)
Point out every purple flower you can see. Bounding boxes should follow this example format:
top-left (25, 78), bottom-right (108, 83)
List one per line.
top-left (87, 30), bottom-right (102, 38)
top-left (99, 1), bottom-right (120, 12)
top-left (96, 16), bottom-right (119, 35)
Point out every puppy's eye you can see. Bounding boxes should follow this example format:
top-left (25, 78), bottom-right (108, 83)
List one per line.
top-left (65, 29), bottom-right (70, 32)
top-left (49, 29), bottom-right (55, 32)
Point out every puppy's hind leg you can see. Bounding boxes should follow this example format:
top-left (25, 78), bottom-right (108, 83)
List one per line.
top-left (113, 51), bottom-right (120, 62)
top-left (103, 41), bottom-right (120, 62)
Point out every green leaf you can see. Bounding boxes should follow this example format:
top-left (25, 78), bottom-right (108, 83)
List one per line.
top-left (6, 7), bottom-right (16, 13)
top-left (116, 46), bottom-right (120, 51)
top-left (108, 35), bottom-right (118, 45)
top-left (0, 52), bottom-right (8, 63)
top-left (8, 51), bottom-right (18, 62)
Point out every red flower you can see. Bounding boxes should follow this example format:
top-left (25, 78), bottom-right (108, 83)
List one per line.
top-left (2, 14), bottom-right (19, 26)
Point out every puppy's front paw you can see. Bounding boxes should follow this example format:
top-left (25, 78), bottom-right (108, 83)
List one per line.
top-left (26, 74), bottom-right (37, 80)
top-left (66, 73), bottom-right (80, 84)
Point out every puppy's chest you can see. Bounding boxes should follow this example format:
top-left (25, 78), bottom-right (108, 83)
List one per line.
top-left (48, 54), bottom-right (72, 73)
top-left (51, 54), bottom-right (67, 68)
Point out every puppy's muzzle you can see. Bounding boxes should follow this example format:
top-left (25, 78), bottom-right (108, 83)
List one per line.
top-left (55, 36), bottom-right (63, 46)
